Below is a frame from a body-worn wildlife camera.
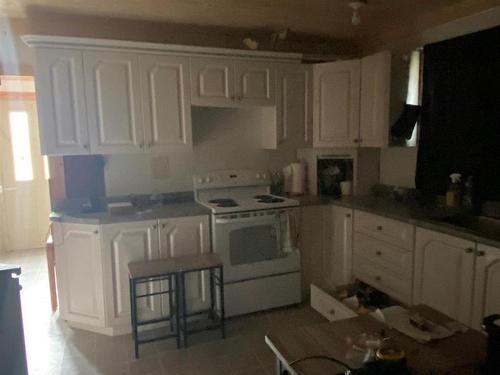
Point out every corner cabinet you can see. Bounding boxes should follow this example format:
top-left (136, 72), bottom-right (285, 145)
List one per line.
top-left (190, 57), bottom-right (275, 107)
top-left (413, 228), bottom-right (476, 325)
top-left (32, 48), bottom-right (90, 155)
top-left (53, 222), bottom-right (106, 329)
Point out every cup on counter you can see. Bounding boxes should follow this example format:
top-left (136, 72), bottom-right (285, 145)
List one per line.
top-left (340, 181), bottom-right (352, 196)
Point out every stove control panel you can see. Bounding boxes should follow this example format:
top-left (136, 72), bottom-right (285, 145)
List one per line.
top-left (193, 169), bottom-right (271, 190)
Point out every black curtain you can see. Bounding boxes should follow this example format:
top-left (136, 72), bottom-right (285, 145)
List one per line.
top-left (415, 25), bottom-right (500, 206)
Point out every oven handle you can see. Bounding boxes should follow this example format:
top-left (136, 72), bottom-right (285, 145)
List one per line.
top-left (214, 215), bottom-right (279, 225)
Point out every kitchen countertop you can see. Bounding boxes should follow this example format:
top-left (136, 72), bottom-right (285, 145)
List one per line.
top-left (50, 201), bottom-right (211, 225)
top-left (296, 194), bottom-right (500, 248)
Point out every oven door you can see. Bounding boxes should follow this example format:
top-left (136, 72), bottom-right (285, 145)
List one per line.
top-left (212, 209), bottom-right (300, 282)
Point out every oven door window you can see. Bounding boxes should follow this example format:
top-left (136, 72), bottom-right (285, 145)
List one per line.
top-left (229, 224), bottom-right (280, 265)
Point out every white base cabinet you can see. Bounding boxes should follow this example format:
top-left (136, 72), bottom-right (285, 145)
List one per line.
top-left (54, 215), bottom-right (210, 335)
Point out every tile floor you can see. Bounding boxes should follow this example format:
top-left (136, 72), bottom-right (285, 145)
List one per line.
top-left (0, 249), bottom-right (326, 375)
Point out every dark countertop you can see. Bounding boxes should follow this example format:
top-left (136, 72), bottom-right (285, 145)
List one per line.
top-left (296, 194), bottom-right (500, 248)
top-left (50, 201), bottom-right (211, 225)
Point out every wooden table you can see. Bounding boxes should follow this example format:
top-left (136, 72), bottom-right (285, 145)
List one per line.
top-left (265, 305), bottom-right (486, 375)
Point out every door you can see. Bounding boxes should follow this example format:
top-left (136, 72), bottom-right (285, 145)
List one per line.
top-left (101, 221), bottom-right (159, 326)
top-left (140, 55), bottom-right (192, 152)
top-left (234, 61), bottom-right (275, 106)
top-left (33, 48), bottom-right (89, 155)
top-left (158, 215), bottom-right (210, 313)
top-left (472, 244), bottom-right (500, 330)
top-left (0, 97), bottom-right (51, 252)
top-left (266, 64), bottom-right (311, 149)
top-left (55, 222), bottom-right (105, 327)
top-left (190, 57), bottom-right (235, 107)
top-left (414, 228), bottom-right (475, 325)
top-left (313, 60), bottom-right (360, 148)
top-left (359, 51), bottom-right (391, 147)
top-left (84, 51), bottom-right (144, 154)
top-left (326, 206), bottom-right (353, 288)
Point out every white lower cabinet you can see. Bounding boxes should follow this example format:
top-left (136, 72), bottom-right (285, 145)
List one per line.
top-left (55, 215), bottom-right (210, 335)
top-left (414, 227), bottom-right (475, 325)
top-left (310, 284), bottom-right (357, 322)
top-left (472, 244), bottom-right (500, 330)
top-left (54, 222), bottom-right (106, 329)
top-left (327, 206), bottom-right (353, 288)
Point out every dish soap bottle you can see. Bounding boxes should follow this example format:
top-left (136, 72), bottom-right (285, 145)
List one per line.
top-left (462, 175), bottom-right (474, 211)
top-left (446, 173), bottom-right (462, 208)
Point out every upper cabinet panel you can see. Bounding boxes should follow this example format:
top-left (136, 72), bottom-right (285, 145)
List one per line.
top-left (140, 55), bottom-right (192, 152)
top-left (360, 51), bottom-right (391, 147)
top-left (84, 51), bottom-right (144, 154)
top-left (234, 61), bottom-right (275, 106)
top-left (313, 60), bottom-right (360, 148)
top-left (190, 57), bottom-right (234, 107)
top-left (33, 48), bottom-right (89, 155)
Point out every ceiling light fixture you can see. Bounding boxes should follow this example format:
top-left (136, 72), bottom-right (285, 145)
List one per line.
top-left (348, 0), bottom-right (367, 26)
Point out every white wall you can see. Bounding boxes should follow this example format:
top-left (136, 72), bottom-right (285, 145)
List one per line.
top-left (105, 107), bottom-right (300, 195)
top-left (380, 147), bottom-right (417, 188)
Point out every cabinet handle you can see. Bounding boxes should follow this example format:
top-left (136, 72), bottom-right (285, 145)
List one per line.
top-left (353, 138), bottom-right (359, 143)
top-left (83, 144), bottom-right (89, 149)
top-left (476, 250), bottom-right (485, 257)
top-left (465, 247), bottom-right (474, 254)
top-left (376, 251), bottom-right (382, 256)
top-left (231, 95), bottom-right (236, 101)
top-left (376, 225), bottom-right (383, 231)
top-left (375, 276), bottom-right (382, 281)
top-left (329, 308), bottom-right (336, 316)
top-left (346, 213), bottom-right (351, 218)
top-left (94, 230), bottom-right (99, 234)
top-left (153, 225), bottom-right (157, 229)
top-left (162, 224), bottom-right (166, 229)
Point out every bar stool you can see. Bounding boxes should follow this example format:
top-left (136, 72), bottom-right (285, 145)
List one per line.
top-left (128, 259), bottom-right (181, 358)
top-left (176, 253), bottom-right (225, 347)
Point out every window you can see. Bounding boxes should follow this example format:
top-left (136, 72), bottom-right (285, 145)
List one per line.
top-left (43, 155), bottom-right (50, 180)
top-left (9, 111), bottom-right (34, 181)
top-left (405, 50), bottom-right (422, 147)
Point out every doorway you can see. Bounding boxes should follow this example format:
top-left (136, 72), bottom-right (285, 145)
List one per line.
top-left (0, 75), bottom-right (51, 252)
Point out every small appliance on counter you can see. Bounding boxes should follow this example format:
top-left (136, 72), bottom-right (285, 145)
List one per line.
top-left (283, 161), bottom-right (306, 196)
top-left (317, 155), bottom-right (354, 198)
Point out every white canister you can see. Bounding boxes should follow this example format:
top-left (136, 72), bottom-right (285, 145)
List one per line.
top-left (290, 162), bottom-right (306, 195)
top-left (340, 181), bottom-right (352, 196)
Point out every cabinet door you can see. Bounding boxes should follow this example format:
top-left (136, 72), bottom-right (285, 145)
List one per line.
top-left (84, 51), bottom-right (144, 154)
top-left (140, 55), bottom-right (192, 152)
top-left (265, 64), bottom-right (312, 149)
top-left (234, 61), bottom-right (275, 106)
top-left (101, 221), bottom-right (160, 326)
top-left (472, 244), bottom-right (500, 330)
top-left (55, 223), bottom-right (105, 327)
top-left (158, 216), bottom-right (210, 313)
top-left (414, 228), bottom-right (475, 325)
top-left (359, 51), bottom-right (391, 147)
top-left (313, 60), bottom-right (360, 148)
top-left (325, 206), bottom-right (353, 288)
top-left (33, 48), bottom-right (89, 155)
top-left (190, 57), bottom-right (235, 107)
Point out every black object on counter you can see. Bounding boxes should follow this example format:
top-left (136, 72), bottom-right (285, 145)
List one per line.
top-left (0, 264), bottom-right (28, 375)
top-left (483, 314), bottom-right (500, 375)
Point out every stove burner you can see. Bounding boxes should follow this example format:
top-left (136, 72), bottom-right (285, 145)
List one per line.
top-left (254, 195), bottom-right (285, 203)
top-left (208, 198), bottom-right (239, 207)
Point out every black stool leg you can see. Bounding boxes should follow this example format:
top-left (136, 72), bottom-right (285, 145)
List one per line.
top-left (209, 268), bottom-right (215, 320)
top-left (180, 272), bottom-right (188, 348)
top-left (168, 274), bottom-right (174, 332)
top-left (219, 266), bottom-right (226, 339)
top-left (129, 278), bottom-right (139, 358)
top-left (174, 274), bottom-right (181, 349)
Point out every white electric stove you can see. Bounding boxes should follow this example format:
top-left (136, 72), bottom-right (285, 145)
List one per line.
top-left (193, 169), bottom-right (301, 317)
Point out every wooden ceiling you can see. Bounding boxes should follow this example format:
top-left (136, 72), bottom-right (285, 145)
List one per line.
top-left (2, 0), bottom-right (500, 54)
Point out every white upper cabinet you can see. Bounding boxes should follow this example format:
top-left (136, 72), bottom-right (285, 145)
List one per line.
top-left (414, 228), bottom-right (475, 325)
top-left (33, 48), bottom-right (90, 155)
top-left (84, 51), bottom-right (144, 154)
top-left (139, 55), bottom-right (192, 152)
top-left (360, 51), bottom-right (391, 147)
top-left (234, 61), bottom-right (275, 106)
top-left (313, 60), bottom-right (361, 148)
top-left (472, 244), bottom-right (500, 330)
top-left (190, 57), bottom-right (235, 107)
top-left (190, 57), bottom-right (275, 107)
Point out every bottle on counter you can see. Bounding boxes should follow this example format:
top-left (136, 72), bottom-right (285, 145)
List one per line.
top-left (462, 175), bottom-right (474, 211)
top-left (446, 173), bottom-right (462, 208)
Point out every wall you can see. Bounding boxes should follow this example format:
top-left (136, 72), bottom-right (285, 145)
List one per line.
top-left (105, 107), bottom-right (301, 195)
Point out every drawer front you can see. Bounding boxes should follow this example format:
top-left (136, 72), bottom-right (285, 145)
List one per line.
top-left (353, 255), bottom-right (412, 304)
top-left (310, 284), bottom-right (358, 322)
top-left (354, 210), bottom-right (415, 250)
top-left (353, 232), bottom-right (413, 278)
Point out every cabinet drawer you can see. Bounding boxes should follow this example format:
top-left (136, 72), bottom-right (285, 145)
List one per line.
top-left (310, 284), bottom-right (358, 322)
top-left (353, 232), bottom-right (413, 278)
top-left (354, 211), bottom-right (414, 250)
top-left (353, 255), bottom-right (412, 304)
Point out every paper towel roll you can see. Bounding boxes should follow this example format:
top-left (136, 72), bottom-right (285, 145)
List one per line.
top-left (290, 162), bottom-right (305, 195)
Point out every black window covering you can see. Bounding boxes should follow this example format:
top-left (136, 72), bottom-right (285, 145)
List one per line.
top-left (415, 25), bottom-right (500, 205)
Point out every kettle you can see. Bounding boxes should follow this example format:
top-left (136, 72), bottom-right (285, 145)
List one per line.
top-left (483, 314), bottom-right (500, 375)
